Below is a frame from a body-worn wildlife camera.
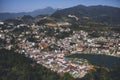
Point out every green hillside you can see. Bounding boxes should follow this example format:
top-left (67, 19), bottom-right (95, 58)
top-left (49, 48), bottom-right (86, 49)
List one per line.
top-left (0, 49), bottom-right (74, 80)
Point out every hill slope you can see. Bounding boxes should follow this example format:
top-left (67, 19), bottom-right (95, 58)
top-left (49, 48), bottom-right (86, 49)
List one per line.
top-left (52, 5), bottom-right (120, 26)
top-left (0, 49), bottom-right (74, 80)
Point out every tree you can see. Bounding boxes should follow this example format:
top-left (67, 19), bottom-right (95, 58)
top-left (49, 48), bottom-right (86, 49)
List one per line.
top-left (62, 72), bottom-right (74, 80)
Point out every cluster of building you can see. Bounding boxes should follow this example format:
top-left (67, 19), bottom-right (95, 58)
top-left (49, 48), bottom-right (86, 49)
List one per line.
top-left (0, 21), bottom-right (120, 78)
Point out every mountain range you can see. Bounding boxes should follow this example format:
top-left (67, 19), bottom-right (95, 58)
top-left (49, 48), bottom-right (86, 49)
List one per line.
top-left (1, 5), bottom-right (120, 26)
top-left (0, 7), bottom-right (56, 20)
top-left (52, 5), bottom-right (120, 26)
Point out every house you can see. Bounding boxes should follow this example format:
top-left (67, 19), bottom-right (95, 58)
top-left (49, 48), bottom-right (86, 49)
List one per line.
top-left (38, 42), bottom-right (49, 49)
top-left (76, 45), bottom-right (84, 52)
top-left (0, 21), bottom-right (4, 25)
top-left (57, 22), bottom-right (71, 26)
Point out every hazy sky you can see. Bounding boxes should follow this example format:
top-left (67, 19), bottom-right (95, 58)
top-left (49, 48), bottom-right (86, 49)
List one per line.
top-left (0, 0), bottom-right (120, 13)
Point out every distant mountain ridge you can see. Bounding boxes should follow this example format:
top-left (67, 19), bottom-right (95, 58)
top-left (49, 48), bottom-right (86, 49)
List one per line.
top-left (52, 5), bottom-right (120, 26)
top-left (0, 7), bottom-right (56, 20)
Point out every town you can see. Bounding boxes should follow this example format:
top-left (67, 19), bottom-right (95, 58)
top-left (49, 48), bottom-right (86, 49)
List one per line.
top-left (0, 20), bottom-right (120, 78)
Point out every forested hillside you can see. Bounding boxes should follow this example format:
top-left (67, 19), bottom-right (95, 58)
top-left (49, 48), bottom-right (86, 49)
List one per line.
top-left (0, 49), bottom-right (74, 80)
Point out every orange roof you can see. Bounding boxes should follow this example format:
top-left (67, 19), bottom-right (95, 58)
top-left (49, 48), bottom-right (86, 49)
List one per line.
top-left (38, 43), bottom-right (49, 48)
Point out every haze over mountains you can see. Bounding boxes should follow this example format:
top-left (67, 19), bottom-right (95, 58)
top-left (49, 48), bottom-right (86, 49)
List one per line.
top-left (0, 7), bottom-right (56, 20)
